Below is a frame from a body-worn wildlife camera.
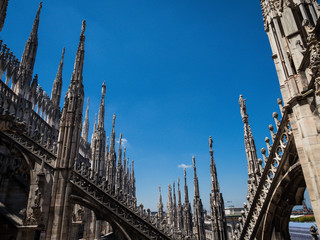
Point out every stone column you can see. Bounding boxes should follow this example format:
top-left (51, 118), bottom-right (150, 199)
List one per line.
top-left (289, 100), bottom-right (320, 227)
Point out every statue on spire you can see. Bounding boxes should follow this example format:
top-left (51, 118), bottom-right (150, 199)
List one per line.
top-left (239, 94), bottom-right (247, 119)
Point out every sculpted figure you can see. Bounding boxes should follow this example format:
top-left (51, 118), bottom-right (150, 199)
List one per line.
top-left (239, 95), bottom-right (247, 118)
top-left (209, 136), bottom-right (213, 151)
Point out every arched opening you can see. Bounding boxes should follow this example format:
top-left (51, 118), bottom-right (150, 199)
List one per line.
top-left (289, 188), bottom-right (316, 239)
top-left (70, 195), bottom-right (132, 240)
top-left (0, 141), bottom-right (32, 240)
top-left (73, 206), bottom-right (116, 240)
top-left (260, 162), bottom-right (306, 240)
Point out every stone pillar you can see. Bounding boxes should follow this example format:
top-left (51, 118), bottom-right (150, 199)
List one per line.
top-left (45, 20), bottom-right (85, 240)
top-left (289, 100), bottom-right (320, 227)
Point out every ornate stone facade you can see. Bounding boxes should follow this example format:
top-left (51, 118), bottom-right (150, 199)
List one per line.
top-left (235, 1), bottom-right (320, 239)
top-left (0, 2), bottom-right (174, 239)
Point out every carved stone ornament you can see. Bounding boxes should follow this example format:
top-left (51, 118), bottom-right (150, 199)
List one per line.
top-left (25, 187), bottom-right (43, 226)
top-left (307, 26), bottom-right (320, 95)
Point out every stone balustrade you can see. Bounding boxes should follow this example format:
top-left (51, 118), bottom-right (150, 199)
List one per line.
top-left (71, 163), bottom-right (175, 240)
top-left (0, 79), bottom-right (58, 152)
top-left (0, 40), bottom-right (61, 131)
top-left (235, 110), bottom-right (292, 240)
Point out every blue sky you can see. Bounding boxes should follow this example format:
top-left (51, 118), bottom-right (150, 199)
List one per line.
top-left (2, 0), bottom-right (304, 211)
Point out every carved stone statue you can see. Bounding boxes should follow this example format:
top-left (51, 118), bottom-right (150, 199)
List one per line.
top-left (239, 95), bottom-right (247, 118)
top-left (209, 136), bottom-right (213, 151)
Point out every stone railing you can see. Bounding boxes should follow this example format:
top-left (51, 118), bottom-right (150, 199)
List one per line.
top-left (235, 109), bottom-right (292, 240)
top-left (0, 40), bottom-right (20, 86)
top-left (0, 130), bottom-right (56, 171)
top-left (0, 40), bottom-right (61, 130)
top-left (71, 164), bottom-right (177, 240)
top-left (0, 78), bottom-right (58, 152)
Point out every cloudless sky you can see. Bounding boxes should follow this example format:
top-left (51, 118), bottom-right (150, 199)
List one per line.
top-left (2, 0), bottom-right (306, 211)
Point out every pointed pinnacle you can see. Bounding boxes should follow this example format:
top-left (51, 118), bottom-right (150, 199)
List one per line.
top-left (94, 113), bottom-right (97, 131)
top-left (84, 98), bottom-right (89, 119)
top-left (55, 47), bottom-right (65, 79)
top-left (31, 2), bottom-right (42, 36)
top-left (80, 20), bottom-right (86, 40)
top-left (97, 82), bottom-right (106, 130)
top-left (81, 97), bottom-right (90, 141)
top-left (70, 20), bottom-right (86, 84)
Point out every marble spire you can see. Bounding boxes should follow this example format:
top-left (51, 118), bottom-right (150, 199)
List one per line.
top-left (209, 136), bottom-right (227, 240)
top-left (110, 114), bottom-right (116, 153)
top-left (16, 2), bottom-right (42, 96)
top-left (93, 113), bottom-right (97, 132)
top-left (106, 114), bottom-right (117, 189)
top-left (193, 156), bottom-right (200, 198)
top-left (183, 168), bottom-right (193, 237)
top-left (239, 95), bottom-right (260, 199)
top-left (71, 19), bottom-right (86, 83)
top-left (105, 136), bottom-right (110, 178)
top-left (173, 181), bottom-right (177, 228)
top-left (82, 98), bottom-right (89, 141)
top-left (158, 185), bottom-right (164, 221)
top-left (115, 133), bottom-right (123, 192)
top-left (122, 147), bottom-right (127, 193)
top-left (167, 184), bottom-right (174, 226)
top-left (177, 177), bottom-right (184, 231)
top-left (46, 20), bottom-right (85, 240)
top-left (0, 0), bottom-right (9, 31)
top-left (131, 160), bottom-right (136, 199)
top-left (97, 81), bottom-right (106, 130)
top-left (192, 156), bottom-right (205, 240)
top-left (126, 157), bottom-right (130, 194)
top-left (239, 95), bottom-right (259, 178)
top-left (91, 82), bottom-right (106, 177)
top-left (51, 47), bottom-right (65, 108)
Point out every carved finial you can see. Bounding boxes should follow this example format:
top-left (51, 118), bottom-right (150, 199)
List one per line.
top-left (277, 98), bottom-right (284, 116)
